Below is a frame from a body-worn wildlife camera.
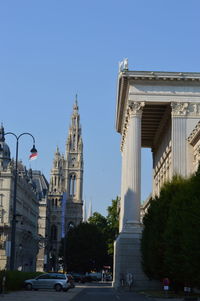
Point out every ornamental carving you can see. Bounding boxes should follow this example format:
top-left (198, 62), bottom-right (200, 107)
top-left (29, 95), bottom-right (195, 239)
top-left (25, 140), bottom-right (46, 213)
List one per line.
top-left (128, 101), bottom-right (145, 116)
top-left (171, 102), bottom-right (200, 117)
top-left (120, 101), bottom-right (145, 151)
top-left (171, 102), bottom-right (189, 116)
top-left (188, 121), bottom-right (200, 144)
top-left (195, 145), bottom-right (200, 155)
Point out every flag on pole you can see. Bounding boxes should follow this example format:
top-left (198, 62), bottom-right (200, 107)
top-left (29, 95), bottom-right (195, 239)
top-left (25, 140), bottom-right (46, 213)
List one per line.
top-left (29, 152), bottom-right (38, 160)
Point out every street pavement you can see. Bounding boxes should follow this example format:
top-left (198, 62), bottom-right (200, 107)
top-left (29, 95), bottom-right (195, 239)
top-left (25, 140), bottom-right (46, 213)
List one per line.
top-left (0, 282), bottom-right (184, 301)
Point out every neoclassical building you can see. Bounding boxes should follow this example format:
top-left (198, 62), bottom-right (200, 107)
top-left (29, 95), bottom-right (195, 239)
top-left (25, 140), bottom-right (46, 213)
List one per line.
top-left (0, 125), bottom-right (39, 271)
top-left (48, 99), bottom-right (84, 270)
top-left (32, 170), bottom-right (49, 272)
top-left (113, 61), bottom-right (200, 289)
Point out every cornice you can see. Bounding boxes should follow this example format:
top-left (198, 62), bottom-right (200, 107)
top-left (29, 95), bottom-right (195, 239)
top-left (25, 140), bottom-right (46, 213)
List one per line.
top-left (187, 121), bottom-right (200, 145)
top-left (119, 70), bottom-right (200, 81)
top-left (116, 70), bottom-right (200, 134)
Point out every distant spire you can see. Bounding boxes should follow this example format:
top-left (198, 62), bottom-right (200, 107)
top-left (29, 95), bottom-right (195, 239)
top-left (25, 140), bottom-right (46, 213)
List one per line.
top-left (55, 146), bottom-right (60, 155)
top-left (87, 199), bottom-right (93, 220)
top-left (0, 123), bottom-right (5, 142)
top-left (83, 199), bottom-right (87, 222)
top-left (73, 94), bottom-right (79, 111)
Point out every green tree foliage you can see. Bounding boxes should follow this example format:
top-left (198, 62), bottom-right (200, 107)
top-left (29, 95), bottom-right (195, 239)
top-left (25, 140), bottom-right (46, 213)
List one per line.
top-left (88, 197), bottom-right (119, 263)
top-left (88, 212), bottom-right (108, 237)
top-left (60, 197), bottom-right (120, 272)
top-left (106, 197), bottom-right (119, 256)
top-left (141, 172), bottom-right (200, 288)
top-left (65, 222), bottom-right (107, 273)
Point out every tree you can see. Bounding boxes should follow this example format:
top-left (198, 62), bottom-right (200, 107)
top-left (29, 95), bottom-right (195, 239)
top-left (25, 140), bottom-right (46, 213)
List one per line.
top-left (60, 197), bottom-right (120, 272)
top-left (65, 222), bottom-right (107, 273)
top-left (141, 172), bottom-right (200, 288)
top-left (106, 197), bottom-right (119, 256)
top-left (88, 212), bottom-right (107, 237)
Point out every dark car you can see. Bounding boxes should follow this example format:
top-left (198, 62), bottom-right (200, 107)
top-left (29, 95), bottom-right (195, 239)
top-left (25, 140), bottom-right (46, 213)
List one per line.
top-left (24, 273), bottom-right (71, 292)
top-left (71, 273), bottom-right (86, 283)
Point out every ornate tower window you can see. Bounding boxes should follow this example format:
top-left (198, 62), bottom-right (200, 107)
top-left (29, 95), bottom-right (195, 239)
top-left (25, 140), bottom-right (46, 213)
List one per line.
top-left (0, 194), bottom-right (3, 207)
top-left (51, 225), bottom-right (57, 241)
top-left (69, 174), bottom-right (76, 197)
top-left (0, 209), bottom-right (4, 223)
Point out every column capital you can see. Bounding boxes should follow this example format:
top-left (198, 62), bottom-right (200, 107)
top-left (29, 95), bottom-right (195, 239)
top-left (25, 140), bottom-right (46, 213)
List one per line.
top-left (128, 101), bottom-right (145, 116)
top-left (171, 102), bottom-right (189, 117)
top-left (171, 102), bottom-right (200, 117)
top-left (120, 101), bottom-right (145, 152)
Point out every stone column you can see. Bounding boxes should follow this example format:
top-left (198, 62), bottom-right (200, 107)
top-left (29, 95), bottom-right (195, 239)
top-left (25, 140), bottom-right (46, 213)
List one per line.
top-left (171, 102), bottom-right (188, 177)
top-left (113, 101), bottom-right (155, 290)
top-left (121, 101), bottom-right (144, 231)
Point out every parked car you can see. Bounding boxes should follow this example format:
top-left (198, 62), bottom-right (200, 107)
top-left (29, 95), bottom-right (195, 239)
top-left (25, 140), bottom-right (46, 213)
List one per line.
top-left (24, 273), bottom-right (71, 292)
top-left (87, 272), bottom-right (102, 281)
top-left (71, 272), bottom-right (86, 283)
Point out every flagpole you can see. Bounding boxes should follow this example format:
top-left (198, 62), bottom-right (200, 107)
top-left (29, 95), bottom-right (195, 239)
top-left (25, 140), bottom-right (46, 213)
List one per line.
top-left (4, 131), bottom-right (37, 271)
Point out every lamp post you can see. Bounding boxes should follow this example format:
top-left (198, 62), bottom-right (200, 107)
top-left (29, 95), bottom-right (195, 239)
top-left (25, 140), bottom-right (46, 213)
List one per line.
top-left (5, 132), bottom-right (37, 271)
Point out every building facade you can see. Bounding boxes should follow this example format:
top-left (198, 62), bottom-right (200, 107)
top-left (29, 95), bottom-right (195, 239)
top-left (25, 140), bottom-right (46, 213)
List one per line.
top-left (48, 99), bottom-right (84, 270)
top-left (32, 170), bottom-right (49, 272)
top-left (0, 125), bottom-right (39, 271)
top-left (113, 61), bottom-right (200, 289)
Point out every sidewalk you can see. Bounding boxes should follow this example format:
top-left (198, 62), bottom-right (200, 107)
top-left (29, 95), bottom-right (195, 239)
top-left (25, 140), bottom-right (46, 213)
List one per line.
top-left (0, 287), bottom-right (84, 301)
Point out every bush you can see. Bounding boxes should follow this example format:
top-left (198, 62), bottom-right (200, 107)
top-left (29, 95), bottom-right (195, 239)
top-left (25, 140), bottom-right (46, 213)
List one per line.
top-left (0, 270), bottom-right (43, 291)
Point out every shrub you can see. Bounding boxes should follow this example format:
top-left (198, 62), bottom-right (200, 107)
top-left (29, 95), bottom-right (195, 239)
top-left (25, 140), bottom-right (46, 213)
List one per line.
top-left (0, 270), bottom-right (43, 291)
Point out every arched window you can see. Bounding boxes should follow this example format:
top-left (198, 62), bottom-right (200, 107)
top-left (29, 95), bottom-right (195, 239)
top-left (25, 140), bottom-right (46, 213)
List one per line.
top-left (0, 194), bottom-right (3, 207)
top-left (73, 134), bottom-right (76, 150)
top-left (69, 174), bottom-right (76, 197)
top-left (51, 225), bottom-right (57, 240)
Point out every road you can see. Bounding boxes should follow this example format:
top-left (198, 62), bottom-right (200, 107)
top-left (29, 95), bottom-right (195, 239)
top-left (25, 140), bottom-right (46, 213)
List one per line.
top-left (0, 282), bottom-right (183, 301)
top-left (71, 282), bottom-right (152, 301)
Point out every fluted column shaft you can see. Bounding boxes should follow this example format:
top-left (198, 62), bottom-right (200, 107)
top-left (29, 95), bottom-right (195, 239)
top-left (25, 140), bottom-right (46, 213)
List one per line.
top-left (120, 102), bottom-right (144, 232)
top-left (171, 102), bottom-right (188, 177)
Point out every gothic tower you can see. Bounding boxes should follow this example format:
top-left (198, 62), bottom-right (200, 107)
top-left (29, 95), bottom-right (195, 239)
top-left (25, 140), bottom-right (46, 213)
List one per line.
top-left (48, 98), bottom-right (83, 270)
top-left (64, 98), bottom-right (83, 229)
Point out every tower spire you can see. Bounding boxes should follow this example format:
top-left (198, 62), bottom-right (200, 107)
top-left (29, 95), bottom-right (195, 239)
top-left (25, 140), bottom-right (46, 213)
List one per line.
top-left (0, 123), bottom-right (5, 142)
top-left (73, 94), bottom-right (78, 112)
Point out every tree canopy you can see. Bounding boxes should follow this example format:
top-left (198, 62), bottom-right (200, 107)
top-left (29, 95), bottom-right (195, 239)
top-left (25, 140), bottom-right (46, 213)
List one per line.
top-left (65, 222), bottom-right (107, 273)
top-left (60, 196), bottom-right (120, 272)
top-left (141, 170), bottom-right (200, 288)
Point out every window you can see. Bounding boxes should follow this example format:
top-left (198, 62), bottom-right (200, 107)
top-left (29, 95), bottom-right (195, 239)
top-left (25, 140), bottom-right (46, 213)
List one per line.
top-left (0, 210), bottom-right (3, 223)
top-left (0, 179), bottom-right (3, 189)
top-left (51, 225), bottom-right (57, 241)
top-left (69, 174), bottom-right (76, 197)
top-left (37, 274), bottom-right (51, 280)
top-left (0, 194), bottom-right (3, 207)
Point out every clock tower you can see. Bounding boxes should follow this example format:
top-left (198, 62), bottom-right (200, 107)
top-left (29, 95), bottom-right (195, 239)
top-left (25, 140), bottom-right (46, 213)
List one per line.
top-left (48, 97), bottom-right (84, 271)
top-left (64, 97), bottom-right (83, 229)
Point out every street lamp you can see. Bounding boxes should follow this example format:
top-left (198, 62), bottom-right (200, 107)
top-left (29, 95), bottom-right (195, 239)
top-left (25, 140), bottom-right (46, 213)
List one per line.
top-left (4, 132), bottom-right (37, 270)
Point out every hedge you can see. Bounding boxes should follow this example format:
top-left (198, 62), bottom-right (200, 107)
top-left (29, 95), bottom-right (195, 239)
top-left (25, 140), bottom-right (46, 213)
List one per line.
top-left (0, 270), bottom-right (43, 291)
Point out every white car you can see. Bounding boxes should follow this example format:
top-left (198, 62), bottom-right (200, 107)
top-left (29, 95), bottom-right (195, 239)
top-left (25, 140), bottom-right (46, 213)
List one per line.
top-left (24, 273), bottom-right (71, 292)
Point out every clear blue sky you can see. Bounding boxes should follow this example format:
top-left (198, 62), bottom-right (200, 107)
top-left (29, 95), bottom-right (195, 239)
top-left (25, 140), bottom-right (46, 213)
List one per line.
top-left (1, 0), bottom-right (200, 216)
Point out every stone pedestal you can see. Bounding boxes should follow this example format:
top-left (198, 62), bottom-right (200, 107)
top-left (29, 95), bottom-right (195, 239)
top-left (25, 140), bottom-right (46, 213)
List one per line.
top-left (113, 224), bottom-right (159, 290)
